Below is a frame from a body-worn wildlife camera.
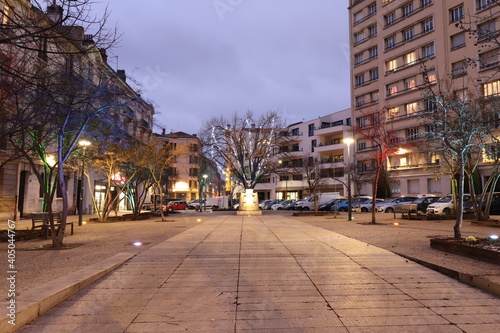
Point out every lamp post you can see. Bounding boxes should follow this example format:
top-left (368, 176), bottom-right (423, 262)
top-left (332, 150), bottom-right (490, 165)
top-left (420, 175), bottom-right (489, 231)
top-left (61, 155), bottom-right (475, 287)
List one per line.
top-left (343, 138), bottom-right (354, 221)
top-left (78, 140), bottom-right (91, 226)
top-left (202, 174), bottom-right (208, 211)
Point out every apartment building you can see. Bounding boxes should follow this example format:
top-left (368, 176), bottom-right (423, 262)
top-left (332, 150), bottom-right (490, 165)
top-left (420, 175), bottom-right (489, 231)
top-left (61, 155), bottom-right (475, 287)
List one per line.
top-left (156, 131), bottom-right (222, 202)
top-left (255, 108), bottom-right (353, 200)
top-left (349, 0), bottom-right (500, 197)
top-left (0, 0), bottom-right (155, 219)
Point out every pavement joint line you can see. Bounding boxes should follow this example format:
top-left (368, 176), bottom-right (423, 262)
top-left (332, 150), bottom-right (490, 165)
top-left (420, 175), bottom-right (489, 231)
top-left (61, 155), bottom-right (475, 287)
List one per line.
top-left (0, 252), bottom-right (136, 333)
top-left (395, 253), bottom-right (500, 297)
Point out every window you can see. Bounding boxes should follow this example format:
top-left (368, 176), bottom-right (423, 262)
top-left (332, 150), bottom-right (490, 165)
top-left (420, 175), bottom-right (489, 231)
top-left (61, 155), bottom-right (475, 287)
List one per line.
top-left (386, 59), bottom-right (397, 72)
top-left (385, 12), bottom-right (396, 26)
top-left (477, 0), bottom-right (495, 11)
top-left (402, 3), bottom-right (414, 17)
top-left (354, 11), bottom-right (364, 24)
top-left (421, 18), bottom-right (434, 33)
top-left (355, 53), bottom-right (364, 65)
top-left (370, 91), bottom-right (379, 103)
top-left (450, 32), bottom-right (466, 50)
top-left (308, 124), bottom-right (314, 136)
top-left (368, 3), bottom-right (377, 15)
top-left (355, 31), bottom-right (365, 44)
top-left (450, 5), bottom-right (464, 22)
top-left (477, 20), bottom-right (496, 41)
top-left (424, 70), bottom-right (436, 83)
top-left (368, 25), bottom-right (377, 37)
top-left (405, 102), bottom-right (418, 115)
top-left (291, 128), bottom-right (300, 135)
top-left (480, 50), bottom-right (500, 70)
top-left (424, 98), bottom-right (437, 111)
top-left (356, 95), bottom-right (366, 107)
top-left (357, 117), bottom-right (367, 128)
top-left (404, 77), bottom-right (417, 90)
top-left (422, 43), bottom-right (435, 59)
top-left (358, 141), bottom-right (367, 151)
top-left (385, 35), bottom-right (396, 50)
top-left (421, 0), bottom-right (432, 7)
top-left (369, 46), bottom-right (378, 59)
top-left (405, 51), bottom-right (416, 65)
top-left (1, 3), bottom-right (11, 26)
top-left (369, 68), bottom-right (379, 81)
top-left (452, 61), bottom-right (467, 77)
top-left (406, 127), bottom-right (420, 141)
top-left (387, 83), bottom-right (398, 96)
top-left (387, 107), bottom-right (399, 119)
top-left (455, 89), bottom-right (468, 102)
top-left (403, 27), bottom-right (414, 42)
top-left (484, 80), bottom-right (500, 97)
top-left (355, 74), bottom-right (365, 86)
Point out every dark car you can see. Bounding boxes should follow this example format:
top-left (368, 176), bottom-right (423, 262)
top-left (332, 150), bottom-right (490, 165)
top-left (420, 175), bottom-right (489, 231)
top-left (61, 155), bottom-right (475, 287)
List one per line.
top-left (331, 197), bottom-right (370, 212)
top-left (319, 198), bottom-right (346, 211)
top-left (405, 196), bottom-right (441, 214)
top-left (463, 193), bottom-right (500, 215)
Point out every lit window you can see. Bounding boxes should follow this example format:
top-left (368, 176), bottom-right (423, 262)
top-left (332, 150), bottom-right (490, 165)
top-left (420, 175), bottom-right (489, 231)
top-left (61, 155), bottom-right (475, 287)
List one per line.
top-left (388, 107), bottom-right (399, 119)
top-left (484, 80), bottom-right (500, 97)
top-left (405, 51), bottom-right (416, 65)
top-left (387, 83), bottom-right (398, 96)
top-left (406, 102), bottom-right (418, 115)
top-left (386, 59), bottom-right (397, 71)
top-left (405, 77), bottom-right (417, 90)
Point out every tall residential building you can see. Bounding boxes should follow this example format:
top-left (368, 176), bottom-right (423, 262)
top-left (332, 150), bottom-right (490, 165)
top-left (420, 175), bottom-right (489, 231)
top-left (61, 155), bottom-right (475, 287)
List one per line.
top-left (255, 108), bottom-right (353, 201)
top-left (349, 0), bottom-right (500, 197)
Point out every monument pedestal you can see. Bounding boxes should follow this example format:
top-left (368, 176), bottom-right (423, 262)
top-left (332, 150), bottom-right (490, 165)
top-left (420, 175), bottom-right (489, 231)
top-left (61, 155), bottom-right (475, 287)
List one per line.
top-left (237, 190), bottom-right (262, 215)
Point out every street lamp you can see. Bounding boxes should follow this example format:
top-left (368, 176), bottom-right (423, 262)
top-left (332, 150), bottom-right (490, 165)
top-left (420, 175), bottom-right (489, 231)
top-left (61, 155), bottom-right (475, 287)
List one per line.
top-left (343, 138), bottom-right (354, 221)
top-left (78, 140), bottom-right (91, 226)
top-left (202, 174), bottom-right (208, 212)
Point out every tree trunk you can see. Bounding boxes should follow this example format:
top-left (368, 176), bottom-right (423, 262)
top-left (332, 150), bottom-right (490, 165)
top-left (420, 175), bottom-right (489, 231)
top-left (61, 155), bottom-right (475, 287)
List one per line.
top-left (453, 156), bottom-right (465, 239)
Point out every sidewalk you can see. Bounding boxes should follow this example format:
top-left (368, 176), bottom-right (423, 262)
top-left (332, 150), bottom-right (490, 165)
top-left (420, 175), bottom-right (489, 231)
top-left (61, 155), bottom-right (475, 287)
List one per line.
top-left (12, 214), bottom-right (500, 332)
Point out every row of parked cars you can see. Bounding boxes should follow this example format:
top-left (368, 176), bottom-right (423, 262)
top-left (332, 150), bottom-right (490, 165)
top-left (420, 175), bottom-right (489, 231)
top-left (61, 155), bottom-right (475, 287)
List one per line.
top-left (319, 193), bottom-right (500, 216)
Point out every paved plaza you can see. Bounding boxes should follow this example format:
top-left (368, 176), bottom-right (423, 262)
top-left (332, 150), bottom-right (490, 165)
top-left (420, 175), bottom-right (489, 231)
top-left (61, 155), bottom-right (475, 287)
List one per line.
top-left (9, 214), bottom-right (500, 332)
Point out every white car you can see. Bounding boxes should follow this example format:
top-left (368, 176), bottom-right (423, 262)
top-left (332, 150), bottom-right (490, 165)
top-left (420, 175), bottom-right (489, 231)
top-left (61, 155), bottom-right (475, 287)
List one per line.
top-left (271, 199), bottom-right (296, 210)
top-left (426, 194), bottom-right (471, 216)
top-left (354, 198), bottom-right (385, 213)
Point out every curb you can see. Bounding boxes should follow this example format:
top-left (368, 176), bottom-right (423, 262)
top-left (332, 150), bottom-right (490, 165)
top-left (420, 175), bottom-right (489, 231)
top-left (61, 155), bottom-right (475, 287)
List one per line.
top-left (0, 252), bottom-right (135, 333)
top-left (398, 253), bottom-right (500, 297)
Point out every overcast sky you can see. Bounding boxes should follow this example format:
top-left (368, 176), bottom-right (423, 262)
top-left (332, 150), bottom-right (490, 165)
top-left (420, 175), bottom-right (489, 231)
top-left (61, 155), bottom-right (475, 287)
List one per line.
top-left (93, 0), bottom-right (350, 135)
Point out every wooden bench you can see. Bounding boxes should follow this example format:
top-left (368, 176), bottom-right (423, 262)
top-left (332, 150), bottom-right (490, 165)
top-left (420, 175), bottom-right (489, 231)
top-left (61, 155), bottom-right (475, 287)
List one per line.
top-left (31, 212), bottom-right (74, 239)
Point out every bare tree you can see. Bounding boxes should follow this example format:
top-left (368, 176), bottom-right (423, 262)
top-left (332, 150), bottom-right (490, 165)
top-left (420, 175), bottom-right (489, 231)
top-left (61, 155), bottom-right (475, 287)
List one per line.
top-left (199, 110), bottom-right (288, 190)
top-left (421, 79), bottom-right (492, 238)
top-left (354, 107), bottom-right (398, 223)
top-left (300, 153), bottom-right (327, 211)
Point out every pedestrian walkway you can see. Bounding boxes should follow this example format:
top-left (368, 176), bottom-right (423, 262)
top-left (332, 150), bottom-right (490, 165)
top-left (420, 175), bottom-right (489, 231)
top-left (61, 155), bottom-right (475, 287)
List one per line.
top-left (17, 215), bottom-right (500, 332)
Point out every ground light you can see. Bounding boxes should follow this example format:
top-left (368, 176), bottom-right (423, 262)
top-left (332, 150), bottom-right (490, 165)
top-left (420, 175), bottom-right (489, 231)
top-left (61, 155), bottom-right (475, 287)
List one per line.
top-left (197, 219), bottom-right (202, 222)
top-left (133, 242), bottom-right (143, 247)
top-left (490, 234), bottom-right (499, 241)
top-left (393, 222), bottom-right (400, 226)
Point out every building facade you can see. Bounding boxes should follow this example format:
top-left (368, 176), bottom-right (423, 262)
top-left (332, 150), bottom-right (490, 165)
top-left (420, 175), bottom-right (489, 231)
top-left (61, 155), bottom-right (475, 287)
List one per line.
top-left (349, 0), bottom-right (500, 197)
top-left (0, 0), bottom-right (155, 220)
top-left (155, 131), bottom-right (221, 202)
top-left (255, 108), bottom-right (354, 200)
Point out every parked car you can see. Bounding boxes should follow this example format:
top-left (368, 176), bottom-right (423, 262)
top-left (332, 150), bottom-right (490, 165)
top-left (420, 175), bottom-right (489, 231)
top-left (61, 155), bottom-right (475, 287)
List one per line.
top-left (187, 199), bottom-right (202, 210)
top-left (271, 199), bottom-right (296, 210)
top-left (463, 193), bottom-right (500, 215)
top-left (354, 198), bottom-right (385, 213)
top-left (264, 199), bottom-right (281, 210)
top-left (163, 201), bottom-right (189, 211)
top-left (318, 198), bottom-right (346, 211)
top-left (285, 200), bottom-right (302, 210)
top-left (295, 193), bottom-right (343, 211)
top-left (402, 196), bottom-right (440, 215)
top-left (376, 196), bottom-right (418, 213)
top-left (426, 194), bottom-right (471, 216)
top-left (331, 197), bottom-right (370, 212)
top-left (258, 200), bottom-right (272, 210)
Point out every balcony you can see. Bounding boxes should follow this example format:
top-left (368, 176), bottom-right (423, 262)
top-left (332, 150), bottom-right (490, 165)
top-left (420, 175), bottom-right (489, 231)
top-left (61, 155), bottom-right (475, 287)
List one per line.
top-left (314, 142), bottom-right (345, 154)
top-left (315, 124), bottom-right (351, 136)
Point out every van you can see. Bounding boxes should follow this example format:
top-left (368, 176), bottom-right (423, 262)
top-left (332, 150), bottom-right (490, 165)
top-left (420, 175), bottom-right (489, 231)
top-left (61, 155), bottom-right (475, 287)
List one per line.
top-left (295, 193), bottom-right (342, 211)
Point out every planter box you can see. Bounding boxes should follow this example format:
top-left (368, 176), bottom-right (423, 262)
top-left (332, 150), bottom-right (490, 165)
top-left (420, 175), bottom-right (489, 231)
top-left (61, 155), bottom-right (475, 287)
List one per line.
top-left (430, 238), bottom-right (500, 264)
